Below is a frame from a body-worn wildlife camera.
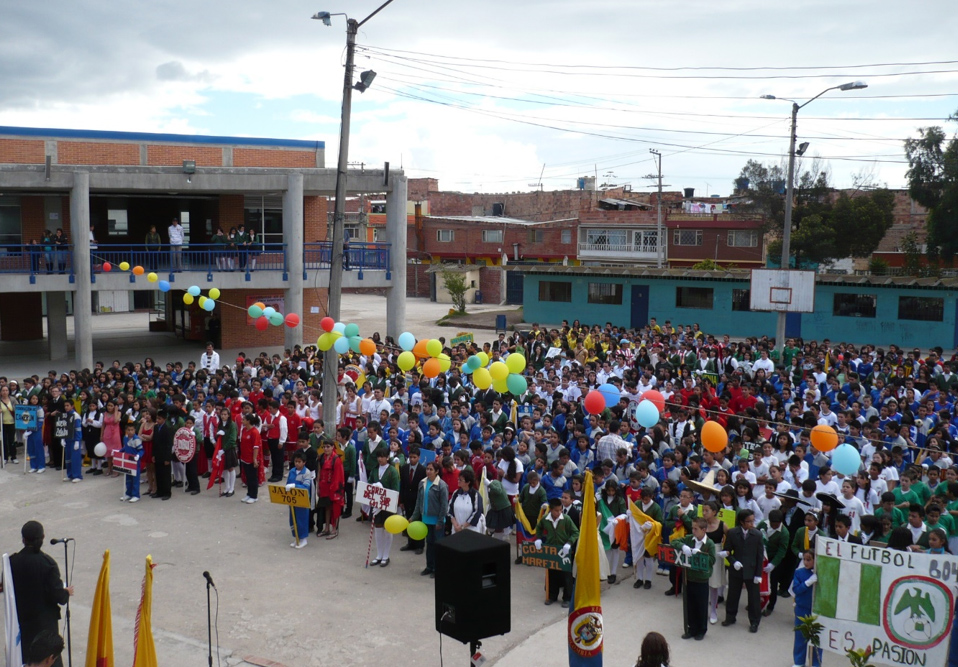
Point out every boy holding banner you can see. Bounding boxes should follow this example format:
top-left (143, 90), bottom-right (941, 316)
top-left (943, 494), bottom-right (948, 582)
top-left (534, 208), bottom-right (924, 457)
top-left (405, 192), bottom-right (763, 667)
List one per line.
top-left (670, 517), bottom-right (716, 640)
top-left (63, 401), bottom-right (83, 483)
top-left (119, 422), bottom-right (143, 502)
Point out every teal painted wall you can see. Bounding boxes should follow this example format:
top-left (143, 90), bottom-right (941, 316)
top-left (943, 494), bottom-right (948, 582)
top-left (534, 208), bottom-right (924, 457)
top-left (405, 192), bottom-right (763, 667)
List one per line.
top-left (521, 274), bottom-right (958, 348)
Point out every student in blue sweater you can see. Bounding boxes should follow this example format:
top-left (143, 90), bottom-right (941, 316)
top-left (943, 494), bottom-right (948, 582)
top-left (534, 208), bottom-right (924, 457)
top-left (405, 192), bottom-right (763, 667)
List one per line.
top-left (792, 549), bottom-right (822, 667)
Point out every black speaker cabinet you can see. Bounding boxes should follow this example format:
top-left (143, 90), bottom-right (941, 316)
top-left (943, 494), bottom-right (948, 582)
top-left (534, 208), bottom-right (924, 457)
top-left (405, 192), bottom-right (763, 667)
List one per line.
top-left (435, 530), bottom-right (511, 644)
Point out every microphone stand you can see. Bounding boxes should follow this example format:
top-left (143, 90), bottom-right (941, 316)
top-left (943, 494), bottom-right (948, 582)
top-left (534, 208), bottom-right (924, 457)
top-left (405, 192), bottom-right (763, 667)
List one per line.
top-left (206, 576), bottom-right (213, 667)
top-left (60, 540), bottom-right (73, 667)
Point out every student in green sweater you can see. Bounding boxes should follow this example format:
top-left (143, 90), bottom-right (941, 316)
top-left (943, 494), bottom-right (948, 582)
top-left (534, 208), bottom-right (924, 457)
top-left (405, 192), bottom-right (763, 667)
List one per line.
top-left (217, 406), bottom-right (238, 497)
top-left (893, 473), bottom-right (921, 509)
top-left (336, 426), bottom-right (358, 518)
top-left (534, 498), bottom-right (580, 607)
top-left (519, 471), bottom-right (548, 526)
top-left (875, 492), bottom-right (906, 529)
top-left (368, 447), bottom-right (400, 567)
top-left (758, 509), bottom-right (789, 617)
top-left (670, 517), bottom-right (716, 640)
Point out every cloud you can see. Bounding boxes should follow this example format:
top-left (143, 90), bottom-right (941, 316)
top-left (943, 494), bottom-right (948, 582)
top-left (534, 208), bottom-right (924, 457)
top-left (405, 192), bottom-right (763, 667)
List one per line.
top-left (156, 61), bottom-right (213, 84)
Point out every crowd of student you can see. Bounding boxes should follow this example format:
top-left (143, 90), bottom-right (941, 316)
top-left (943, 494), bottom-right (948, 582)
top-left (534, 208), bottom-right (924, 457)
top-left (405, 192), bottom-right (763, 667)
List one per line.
top-left (2, 317), bottom-right (957, 663)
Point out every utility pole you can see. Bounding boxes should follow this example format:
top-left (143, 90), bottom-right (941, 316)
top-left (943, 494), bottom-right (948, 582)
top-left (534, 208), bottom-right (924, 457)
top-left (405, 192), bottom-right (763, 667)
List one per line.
top-left (774, 102), bottom-right (799, 358)
top-left (649, 149), bottom-right (663, 268)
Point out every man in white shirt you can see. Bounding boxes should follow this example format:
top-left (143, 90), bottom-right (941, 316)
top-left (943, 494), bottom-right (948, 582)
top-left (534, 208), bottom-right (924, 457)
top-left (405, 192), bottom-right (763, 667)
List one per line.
top-left (168, 217), bottom-right (185, 271)
top-left (366, 388), bottom-right (391, 424)
top-left (752, 350), bottom-right (775, 377)
top-left (200, 342), bottom-right (220, 374)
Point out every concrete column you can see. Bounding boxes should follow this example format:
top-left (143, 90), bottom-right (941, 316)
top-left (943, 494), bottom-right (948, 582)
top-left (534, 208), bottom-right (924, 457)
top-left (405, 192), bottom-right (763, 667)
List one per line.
top-left (47, 292), bottom-right (68, 360)
top-left (283, 172), bottom-right (305, 350)
top-left (385, 175), bottom-right (407, 341)
top-left (70, 171), bottom-right (93, 369)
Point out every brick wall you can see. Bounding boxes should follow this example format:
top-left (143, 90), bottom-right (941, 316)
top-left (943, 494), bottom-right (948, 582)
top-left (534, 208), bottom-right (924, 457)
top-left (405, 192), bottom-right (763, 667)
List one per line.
top-left (233, 148), bottom-right (316, 168)
top-left (58, 142), bottom-right (140, 165)
top-left (218, 195), bottom-right (245, 232)
top-left (408, 178), bottom-right (438, 201)
top-left (218, 287), bottom-right (330, 351)
top-left (305, 196), bottom-right (327, 242)
top-left (20, 196), bottom-right (46, 242)
top-left (421, 217), bottom-right (577, 261)
top-left (406, 263), bottom-right (431, 297)
top-left (0, 293), bottom-right (43, 341)
top-left (479, 266), bottom-right (501, 303)
top-left (147, 144), bottom-right (221, 167)
top-left (0, 138), bottom-right (45, 164)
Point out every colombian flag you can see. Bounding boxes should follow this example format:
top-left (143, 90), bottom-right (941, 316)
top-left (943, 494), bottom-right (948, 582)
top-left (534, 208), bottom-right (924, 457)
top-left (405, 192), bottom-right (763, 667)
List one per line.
top-left (514, 499), bottom-right (545, 545)
top-left (569, 471), bottom-right (603, 666)
top-left (132, 556), bottom-right (158, 667)
top-left (85, 551), bottom-right (113, 667)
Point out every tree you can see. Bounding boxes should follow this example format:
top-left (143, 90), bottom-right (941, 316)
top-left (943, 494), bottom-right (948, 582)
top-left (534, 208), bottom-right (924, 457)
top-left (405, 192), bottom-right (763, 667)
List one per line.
top-left (904, 113), bottom-right (958, 262)
top-left (440, 267), bottom-right (468, 313)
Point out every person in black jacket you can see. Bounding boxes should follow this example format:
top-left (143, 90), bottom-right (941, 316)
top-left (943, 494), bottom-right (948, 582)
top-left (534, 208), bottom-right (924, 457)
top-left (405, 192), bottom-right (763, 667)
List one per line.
top-left (152, 410), bottom-right (174, 500)
top-left (399, 446), bottom-right (427, 553)
top-left (723, 509), bottom-right (765, 633)
top-left (7, 521), bottom-right (73, 664)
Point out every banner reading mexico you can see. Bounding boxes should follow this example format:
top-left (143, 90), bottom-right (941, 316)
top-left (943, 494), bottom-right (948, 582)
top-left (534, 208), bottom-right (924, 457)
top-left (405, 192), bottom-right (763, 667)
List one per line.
top-left (814, 537), bottom-right (958, 667)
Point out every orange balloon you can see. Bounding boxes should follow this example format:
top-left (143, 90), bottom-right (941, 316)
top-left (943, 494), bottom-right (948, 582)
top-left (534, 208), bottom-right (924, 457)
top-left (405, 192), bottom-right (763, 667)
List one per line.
top-left (810, 424), bottom-right (839, 452)
top-left (413, 339), bottom-right (430, 359)
top-left (132, 265), bottom-right (145, 276)
top-left (701, 421), bottom-right (728, 453)
top-left (359, 338), bottom-right (376, 356)
top-left (254, 302), bottom-right (266, 310)
top-left (422, 358), bottom-right (441, 378)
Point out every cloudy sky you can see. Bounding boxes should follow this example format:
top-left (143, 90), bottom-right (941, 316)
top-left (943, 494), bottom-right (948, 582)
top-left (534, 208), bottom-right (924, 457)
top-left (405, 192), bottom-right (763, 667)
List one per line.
top-left (3, 1), bottom-right (957, 197)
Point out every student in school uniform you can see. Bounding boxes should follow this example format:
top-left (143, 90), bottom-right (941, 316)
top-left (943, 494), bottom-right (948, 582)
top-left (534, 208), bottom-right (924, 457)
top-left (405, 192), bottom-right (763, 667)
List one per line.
top-left (119, 422), bottom-right (142, 502)
top-left (758, 509), bottom-right (789, 617)
top-left (368, 447), bottom-right (401, 567)
top-left (534, 497), bottom-right (580, 608)
top-left (286, 451), bottom-right (316, 549)
top-left (670, 517), bottom-right (716, 641)
top-left (791, 550), bottom-right (822, 667)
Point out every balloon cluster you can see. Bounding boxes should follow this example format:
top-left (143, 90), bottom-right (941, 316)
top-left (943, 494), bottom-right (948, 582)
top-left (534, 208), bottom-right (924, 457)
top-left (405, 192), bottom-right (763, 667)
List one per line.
top-left (247, 302), bottom-right (300, 331)
top-left (394, 332), bottom-right (450, 379)
top-left (101, 261), bottom-right (174, 293)
top-left (315, 317), bottom-right (375, 356)
top-left (183, 285), bottom-right (221, 312)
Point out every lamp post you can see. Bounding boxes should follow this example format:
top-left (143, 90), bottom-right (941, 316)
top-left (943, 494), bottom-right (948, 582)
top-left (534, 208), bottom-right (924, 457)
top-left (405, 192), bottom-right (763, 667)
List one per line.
top-left (761, 81), bottom-right (867, 353)
top-left (313, 0), bottom-right (394, 431)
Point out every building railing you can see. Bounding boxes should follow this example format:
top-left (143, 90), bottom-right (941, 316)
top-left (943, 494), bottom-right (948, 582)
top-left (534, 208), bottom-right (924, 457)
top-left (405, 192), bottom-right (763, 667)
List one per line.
top-left (0, 244), bottom-right (74, 277)
top-left (93, 243), bottom-right (288, 275)
top-left (304, 242), bottom-right (391, 271)
top-left (578, 242), bottom-right (658, 255)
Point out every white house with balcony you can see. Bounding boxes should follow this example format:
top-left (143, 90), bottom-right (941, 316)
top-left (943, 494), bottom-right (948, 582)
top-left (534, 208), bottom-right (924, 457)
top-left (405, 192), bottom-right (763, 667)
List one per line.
top-left (577, 224), bottom-right (662, 265)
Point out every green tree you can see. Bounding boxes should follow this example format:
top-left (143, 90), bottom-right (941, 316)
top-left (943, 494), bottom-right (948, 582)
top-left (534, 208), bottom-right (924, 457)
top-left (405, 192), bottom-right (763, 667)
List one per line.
top-left (904, 114), bottom-right (958, 261)
top-left (440, 267), bottom-right (468, 313)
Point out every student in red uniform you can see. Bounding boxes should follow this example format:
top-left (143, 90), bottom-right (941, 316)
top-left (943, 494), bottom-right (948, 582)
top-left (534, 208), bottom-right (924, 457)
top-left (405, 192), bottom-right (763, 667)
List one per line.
top-left (262, 399), bottom-right (288, 483)
top-left (239, 413), bottom-right (264, 504)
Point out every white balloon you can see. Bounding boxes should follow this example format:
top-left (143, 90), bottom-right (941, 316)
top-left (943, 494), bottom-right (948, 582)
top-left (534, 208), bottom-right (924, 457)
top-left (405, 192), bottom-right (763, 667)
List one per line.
top-left (94, 442), bottom-right (107, 457)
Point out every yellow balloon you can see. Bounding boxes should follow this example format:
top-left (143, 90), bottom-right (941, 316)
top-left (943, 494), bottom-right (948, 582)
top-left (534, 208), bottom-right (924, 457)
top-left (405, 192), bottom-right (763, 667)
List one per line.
top-left (119, 262), bottom-right (130, 271)
top-left (489, 361), bottom-right (509, 381)
top-left (477, 352), bottom-right (489, 367)
top-left (505, 354), bottom-right (526, 374)
top-left (384, 514), bottom-right (409, 535)
top-left (438, 353), bottom-right (451, 373)
top-left (493, 377), bottom-right (509, 393)
top-left (146, 272), bottom-right (158, 283)
top-left (473, 367), bottom-right (492, 390)
top-left (426, 339), bottom-right (442, 358)
top-left (397, 351), bottom-right (416, 372)
top-left (198, 296), bottom-right (207, 307)
top-left (183, 294), bottom-right (194, 305)
top-left (209, 288), bottom-right (221, 300)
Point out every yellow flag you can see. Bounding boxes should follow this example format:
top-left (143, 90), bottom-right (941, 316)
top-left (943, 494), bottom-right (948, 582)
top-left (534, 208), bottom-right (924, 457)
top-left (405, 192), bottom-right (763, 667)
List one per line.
top-left (86, 550), bottom-right (113, 667)
top-left (132, 555), bottom-right (157, 667)
top-left (569, 471), bottom-right (603, 665)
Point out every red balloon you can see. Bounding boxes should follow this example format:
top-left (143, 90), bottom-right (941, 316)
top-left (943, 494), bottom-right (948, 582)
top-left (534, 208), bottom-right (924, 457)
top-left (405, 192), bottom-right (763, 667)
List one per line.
top-left (255, 316), bottom-right (269, 331)
top-left (285, 313), bottom-right (300, 328)
top-left (320, 316), bottom-right (334, 332)
top-left (642, 389), bottom-right (666, 413)
top-left (584, 391), bottom-right (606, 415)
top-left (102, 262), bottom-right (112, 272)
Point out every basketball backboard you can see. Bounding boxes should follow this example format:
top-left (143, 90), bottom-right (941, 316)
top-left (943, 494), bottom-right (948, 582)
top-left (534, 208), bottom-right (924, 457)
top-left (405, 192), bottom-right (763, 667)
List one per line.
top-left (749, 269), bottom-right (815, 313)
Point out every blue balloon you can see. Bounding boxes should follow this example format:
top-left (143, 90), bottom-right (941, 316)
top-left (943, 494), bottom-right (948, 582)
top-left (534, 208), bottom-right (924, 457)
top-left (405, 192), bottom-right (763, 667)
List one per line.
top-left (398, 332), bottom-right (416, 352)
top-left (831, 443), bottom-right (861, 477)
top-left (202, 299), bottom-right (215, 311)
top-left (263, 306), bottom-right (276, 318)
top-left (332, 322), bottom-right (346, 334)
top-left (635, 400), bottom-right (660, 428)
top-left (158, 280), bottom-right (171, 292)
top-left (598, 383), bottom-right (620, 408)
top-left (187, 285), bottom-right (201, 297)
top-left (333, 336), bottom-right (350, 354)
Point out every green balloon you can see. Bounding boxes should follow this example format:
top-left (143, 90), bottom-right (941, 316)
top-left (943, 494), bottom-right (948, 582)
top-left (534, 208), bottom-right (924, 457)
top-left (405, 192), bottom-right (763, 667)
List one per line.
top-left (506, 373), bottom-right (528, 395)
top-left (407, 520), bottom-right (428, 541)
top-left (348, 336), bottom-right (362, 353)
top-left (268, 312), bottom-right (284, 326)
top-left (344, 323), bottom-right (360, 338)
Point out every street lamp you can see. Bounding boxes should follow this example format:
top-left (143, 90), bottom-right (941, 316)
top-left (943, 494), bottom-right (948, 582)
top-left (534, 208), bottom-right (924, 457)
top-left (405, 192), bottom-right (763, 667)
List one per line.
top-left (313, 0), bottom-right (395, 431)
top-left (762, 81), bottom-right (867, 354)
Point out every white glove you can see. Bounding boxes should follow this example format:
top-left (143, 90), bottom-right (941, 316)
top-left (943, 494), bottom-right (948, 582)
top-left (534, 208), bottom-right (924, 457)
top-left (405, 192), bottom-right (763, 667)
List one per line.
top-left (682, 544), bottom-right (693, 556)
top-left (216, 450), bottom-right (224, 460)
top-left (373, 482), bottom-right (383, 488)
top-left (134, 455), bottom-right (140, 462)
top-left (617, 514), bottom-right (628, 522)
top-left (692, 547), bottom-right (701, 555)
top-left (764, 563), bottom-right (774, 573)
top-left (216, 430), bottom-right (225, 436)
top-left (753, 576), bottom-right (762, 585)
top-left (559, 544), bottom-right (571, 557)
top-left (285, 483), bottom-right (294, 490)
top-left (642, 521), bottom-right (653, 531)
top-left (73, 442), bottom-right (79, 450)
top-left (534, 539), bottom-right (543, 550)
top-left (733, 561), bottom-right (743, 571)
top-left (806, 574), bottom-right (818, 585)
top-left (716, 550), bottom-right (729, 558)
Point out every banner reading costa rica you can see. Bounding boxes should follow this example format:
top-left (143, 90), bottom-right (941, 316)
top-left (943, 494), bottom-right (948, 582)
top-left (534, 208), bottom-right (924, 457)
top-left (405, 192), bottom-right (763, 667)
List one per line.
top-left (814, 537), bottom-right (957, 667)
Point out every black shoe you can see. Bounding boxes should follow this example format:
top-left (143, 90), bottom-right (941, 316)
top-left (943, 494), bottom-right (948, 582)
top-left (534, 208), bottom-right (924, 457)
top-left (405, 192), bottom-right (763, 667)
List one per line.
top-left (717, 595), bottom-right (725, 603)
top-left (202, 472), bottom-right (211, 479)
top-left (644, 581), bottom-right (652, 590)
top-left (664, 588), bottom-right (676, 596)
top-left (341, 511), bottom-right (352, 519)
top-left (762, 607), bottom-right (774, 617)
top-left (560, 600), bottom-right (569, 608)
top-left (681, 633), bottom-right (694, 640)
top-left (430, 572), bottom-right (435, 579)
top-left (190, 490), bottom-right (200, 495)
top-left (380, 558), bottom-right (390, 567)
top-left (694, 634), bottom-right (705, 641)
top-left (749, 624), bottom-right (759, 633)
top-left (400, 545), bottom-right (416, 552)
top-left (420, 568), bottom-right (432, 576)
top-left (544, 599), bottom-right (555, 606)
top-left (226, 491), bottom-right (234, 497)
top-left (633, 579), bottom-right (644, 589)
top-left (150, 493), bottom-right (159, 498)
top-left (515, 556), bottom-right (523, 564)
top-left (356, 515), bottom-right (365, 522)
top-left (415, 548), bottom-right (424, 555)
top-left (778, 591), bottom-right (790, 599)
top-left (161, 495), bottom-right (171, 501)
top-left (721, 619), bottom-right (736, 627)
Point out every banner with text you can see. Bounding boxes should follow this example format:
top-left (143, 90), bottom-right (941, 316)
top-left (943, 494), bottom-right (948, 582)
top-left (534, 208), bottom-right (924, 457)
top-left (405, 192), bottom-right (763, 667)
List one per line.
top-left (268, 484), bottom-right (311, 509)
top-left (355, 481), bottom-right (399, 513)
top-left (520, 542), bottom-right (572, 571)
top-left (814, 537), bottom-right (957, 667)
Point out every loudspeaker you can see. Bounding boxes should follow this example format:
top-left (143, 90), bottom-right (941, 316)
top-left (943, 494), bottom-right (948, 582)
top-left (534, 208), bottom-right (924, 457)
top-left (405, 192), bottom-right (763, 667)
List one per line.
top-left (435, 530), bottom-right (511, 644)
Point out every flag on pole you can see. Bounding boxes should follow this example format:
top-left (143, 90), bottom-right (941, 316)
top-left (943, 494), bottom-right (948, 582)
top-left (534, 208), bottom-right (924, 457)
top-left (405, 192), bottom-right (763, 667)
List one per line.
top-left (2, 553), bottom-right (23, 667)
top-left (206, 438), bottom-right (223, 491)
top-left (627, 499), bottom-right (663, 560)
top-left (85, 550), bottom-right (114, 667)
top-left (132, 555), bottom-right (157, 667)
top-left (568, 471), bottom-right (603, 666)
top-left (813, 554), bottom-right (882, 625)
top-left (514, 499), bottom-right (544, 545)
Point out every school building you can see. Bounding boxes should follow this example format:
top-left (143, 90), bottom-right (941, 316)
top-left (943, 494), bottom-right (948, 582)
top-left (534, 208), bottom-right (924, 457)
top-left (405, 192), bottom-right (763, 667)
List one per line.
top-left (0, 126), bottom-right (408, 368)
top-left (516, 265), bottom-right (958, 349)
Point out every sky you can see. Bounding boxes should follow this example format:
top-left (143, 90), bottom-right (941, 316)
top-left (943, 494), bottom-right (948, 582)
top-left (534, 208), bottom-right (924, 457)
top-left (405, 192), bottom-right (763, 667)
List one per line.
top-left (2, 0), bottom-right (958, 199)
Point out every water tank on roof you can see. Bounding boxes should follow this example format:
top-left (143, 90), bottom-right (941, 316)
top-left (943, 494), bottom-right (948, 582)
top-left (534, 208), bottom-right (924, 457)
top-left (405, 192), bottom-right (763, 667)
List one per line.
top-left (735, 177), bottom-right (750, 192)
top-left (492, 203), bottom-right (504, 216)
top-left (684, 188), bottom-right (695, 199)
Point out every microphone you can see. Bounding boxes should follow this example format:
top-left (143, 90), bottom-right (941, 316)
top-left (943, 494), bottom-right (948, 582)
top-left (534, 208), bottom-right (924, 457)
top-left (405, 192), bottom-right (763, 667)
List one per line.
top-left (50, 538), bottom-right (74, 545)
top-left (203, 571), bottom-right (216, 588)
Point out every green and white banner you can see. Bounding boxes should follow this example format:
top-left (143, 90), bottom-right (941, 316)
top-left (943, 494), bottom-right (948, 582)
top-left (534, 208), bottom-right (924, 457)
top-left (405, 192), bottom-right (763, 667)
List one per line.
top-left (814, 537), bottom-right (957, 666)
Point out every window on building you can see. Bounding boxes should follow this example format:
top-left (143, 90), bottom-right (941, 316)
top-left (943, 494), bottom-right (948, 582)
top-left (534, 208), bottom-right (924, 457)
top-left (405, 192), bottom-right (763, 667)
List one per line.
top-left (676, 286), bottom-right (714, 309)
top-left (539, 281), bottom-right (572, 302)
top-left (437, 229), bottom-right (454, 243)
top-left (179, 210), bottom-right (190, 244)
top-left (107, 209), bottom-right (128, 237)
top-left (527, 229), bottom-right (544, 244)
top-left (635, 230), bottom-right (658, 253)
top-left (672, 229), bottom-right (703, 246)
top-left (833, 293), bottom-right (877, 318)
top-left (244, 195), bottom-right (283, 248)
top-left (898, 296), bottom-right (944, 322)
top-left (727, 230), bottom-right (758, 247)
top-left (561, 229), bottom-right (572, 244)
top-left (585, 228), bottom-right (628, 247)
top-left (587, 282), bottom-right (623, 305)
top-left (731, 289), bottom-right (751, 311)
top-left (0, 198), bottom-right (22, 249)
top-left (372, 227), bottom-right (385, 242)
top-left (483, 229), bottom-right (503, 244)
top-left (344, 225), bottom-right (360, 240)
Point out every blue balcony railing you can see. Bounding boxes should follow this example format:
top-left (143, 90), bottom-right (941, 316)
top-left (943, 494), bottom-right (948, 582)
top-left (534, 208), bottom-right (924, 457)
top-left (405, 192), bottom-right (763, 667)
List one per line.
top-left (92, 243), bottom-right (288, 275)
top-left (304, 242), bottom-right (391, 272)
top-left (0, 244), bottom-right (74, 279)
